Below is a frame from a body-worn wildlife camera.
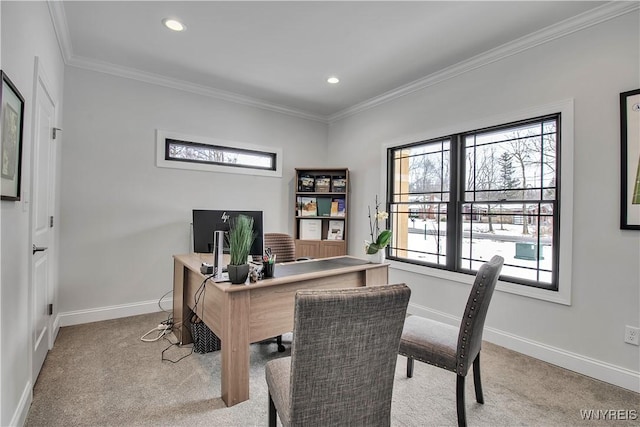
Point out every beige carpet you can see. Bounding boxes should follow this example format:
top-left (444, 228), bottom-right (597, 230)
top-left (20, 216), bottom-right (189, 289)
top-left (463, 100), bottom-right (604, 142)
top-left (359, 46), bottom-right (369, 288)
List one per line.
top-left (25, 312), bottom-right (639, 426)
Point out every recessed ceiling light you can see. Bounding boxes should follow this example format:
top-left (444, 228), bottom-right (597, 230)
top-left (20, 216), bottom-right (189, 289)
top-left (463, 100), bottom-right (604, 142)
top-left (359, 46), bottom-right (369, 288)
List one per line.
top-left (327, 77), bottom-right (340, 84)
top-left (162, 18), bottom-right (185, 32)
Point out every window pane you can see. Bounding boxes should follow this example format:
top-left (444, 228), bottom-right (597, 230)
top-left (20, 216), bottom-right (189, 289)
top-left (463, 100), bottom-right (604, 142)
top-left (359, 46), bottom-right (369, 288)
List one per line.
top-left (462, 202), bottom-right (554, 284)
top-left (390, 202), bottom-right (447, 266)
top-left (406, 141), bottom-right (450, 195)
top-left (542, 133), bottom-right (557, 190)
top-left (543, 120), bottom-right (557, 134)
top-left (465, 125), bottom-right (555, 202)
top-left (390, 139), bottom-right (449, 268)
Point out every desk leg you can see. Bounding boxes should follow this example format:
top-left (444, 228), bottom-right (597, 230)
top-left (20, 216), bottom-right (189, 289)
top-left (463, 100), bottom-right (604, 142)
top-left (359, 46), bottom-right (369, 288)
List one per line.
top-left (172, 259), bottom-right (191, 344)
top-left (221, 290), bottom-right (250, 406)
top-left (365, 265), bottom-right (389, 286)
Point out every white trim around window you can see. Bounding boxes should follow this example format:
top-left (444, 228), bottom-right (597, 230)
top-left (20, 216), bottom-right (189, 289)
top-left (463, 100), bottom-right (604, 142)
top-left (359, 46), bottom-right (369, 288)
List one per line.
top-left (382, 99), bottom-right (574, 305)
top-left (156, 129), bottom-right (283, 178)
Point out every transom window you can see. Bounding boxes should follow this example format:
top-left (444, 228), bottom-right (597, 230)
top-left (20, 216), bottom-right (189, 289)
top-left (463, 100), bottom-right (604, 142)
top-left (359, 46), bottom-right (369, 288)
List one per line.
top-left (165, 138), bottom-right (277, 171)
top-left (388, 114), bottom-right (560, 290)
top-left (155, 130), bottom-right (282, 178)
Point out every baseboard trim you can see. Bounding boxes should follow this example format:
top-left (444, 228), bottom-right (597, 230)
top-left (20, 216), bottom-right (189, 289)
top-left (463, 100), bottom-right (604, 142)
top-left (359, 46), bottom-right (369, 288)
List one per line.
top-left (58, 298), bottom-right (173, 327)
top-left (407, 302), bottom-right (640, 393)
top-left (10, 380), bottom-right (32, 427)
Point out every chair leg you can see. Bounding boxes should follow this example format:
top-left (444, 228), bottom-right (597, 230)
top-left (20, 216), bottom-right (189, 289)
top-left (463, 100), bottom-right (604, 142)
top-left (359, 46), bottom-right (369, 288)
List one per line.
top-left (456, 374), bottom-right (467, 427)
top-left (277, 335), bottom-right (285, 353)
top-left (473, 353), bottom-right (484, 404)
top-left (268, 392), bottom-right (277, 427)
top-left (406, 356), bottom-right (414, 378)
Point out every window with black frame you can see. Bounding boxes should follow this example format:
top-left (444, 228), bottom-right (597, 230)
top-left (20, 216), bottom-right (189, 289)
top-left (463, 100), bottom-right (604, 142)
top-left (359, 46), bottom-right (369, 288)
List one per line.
top-left (165, 138), bottom-right (277, 171)
top-left (387, 114), bottom-right (560, 290)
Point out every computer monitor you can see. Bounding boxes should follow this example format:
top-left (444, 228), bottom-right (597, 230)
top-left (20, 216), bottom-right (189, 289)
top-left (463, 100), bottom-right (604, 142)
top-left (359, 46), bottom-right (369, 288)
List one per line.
top-left (192, 209), bottom-right (264, 258)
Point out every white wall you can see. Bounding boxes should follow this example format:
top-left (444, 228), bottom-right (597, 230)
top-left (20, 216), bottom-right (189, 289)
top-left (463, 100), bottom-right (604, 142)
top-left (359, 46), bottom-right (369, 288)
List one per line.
top-left (329, 11), bottom-right (640, 390)
top-left (59, 67), bottom-right (328, 316)
top-left (0, 2), bottom-right (65, 425)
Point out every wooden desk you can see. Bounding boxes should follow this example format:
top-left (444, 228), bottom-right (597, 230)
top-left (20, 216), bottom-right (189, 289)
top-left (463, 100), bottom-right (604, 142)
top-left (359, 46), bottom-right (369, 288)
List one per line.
top-left (172, 253), bottom-right (389, 407)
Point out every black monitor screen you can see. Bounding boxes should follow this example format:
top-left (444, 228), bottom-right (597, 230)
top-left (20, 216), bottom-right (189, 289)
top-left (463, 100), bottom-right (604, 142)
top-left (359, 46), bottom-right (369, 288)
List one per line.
top-left (192, 210), bottom-right (264, 256)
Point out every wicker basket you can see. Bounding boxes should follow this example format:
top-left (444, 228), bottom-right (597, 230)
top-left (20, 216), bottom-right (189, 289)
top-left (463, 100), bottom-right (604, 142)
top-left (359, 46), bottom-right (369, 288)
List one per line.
top-left (189, 315), bottom-right (221, 354)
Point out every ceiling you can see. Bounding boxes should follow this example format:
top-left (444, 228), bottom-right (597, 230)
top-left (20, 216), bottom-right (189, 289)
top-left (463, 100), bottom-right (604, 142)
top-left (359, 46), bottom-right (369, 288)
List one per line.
top-left (54, 1), bottom-right (614, 120)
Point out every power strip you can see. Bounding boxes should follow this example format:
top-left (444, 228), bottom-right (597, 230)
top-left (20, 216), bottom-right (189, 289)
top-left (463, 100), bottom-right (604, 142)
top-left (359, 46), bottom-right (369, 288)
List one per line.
top-left (157, 322), bottom-right (173, 330)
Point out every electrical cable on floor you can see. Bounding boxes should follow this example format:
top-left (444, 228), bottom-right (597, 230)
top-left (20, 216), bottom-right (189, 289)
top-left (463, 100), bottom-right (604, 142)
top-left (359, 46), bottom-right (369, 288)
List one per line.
top-left (140, 289), bottom-right (175, 342)
top-left (158, 289), bottom-right (173, 314)
top-left (161, 334), bottom-right (194, 363)
top-left (140, 323), bottom-right (172, 342)
top-left (159, 273), bottom-right (214, 363)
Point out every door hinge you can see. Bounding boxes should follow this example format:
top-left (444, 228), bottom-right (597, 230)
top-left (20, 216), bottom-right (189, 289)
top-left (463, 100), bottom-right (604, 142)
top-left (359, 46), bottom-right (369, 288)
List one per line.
top-left (47, 304), bottom-right (53, 316)
top-left (52, 127), bottom-right (62, 140)
top-left (49, 216), bottom-right (54, 228)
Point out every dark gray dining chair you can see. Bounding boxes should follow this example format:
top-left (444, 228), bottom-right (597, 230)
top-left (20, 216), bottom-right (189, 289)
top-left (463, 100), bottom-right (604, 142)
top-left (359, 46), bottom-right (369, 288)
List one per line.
top-left (265, 284), bottom-right (411, 427)
top-left (398, 255), bottom-right (504, 427)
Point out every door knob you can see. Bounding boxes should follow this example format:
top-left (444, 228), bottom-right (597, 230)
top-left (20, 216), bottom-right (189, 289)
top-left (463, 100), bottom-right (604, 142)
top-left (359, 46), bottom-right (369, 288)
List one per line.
top-left (33, 244), bottom-right (48, 254)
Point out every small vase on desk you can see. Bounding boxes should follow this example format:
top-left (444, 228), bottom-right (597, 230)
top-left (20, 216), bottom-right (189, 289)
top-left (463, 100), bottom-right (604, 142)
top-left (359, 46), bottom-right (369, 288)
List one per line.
top-left (367, 249), bottom-right (386, 264)
top-left (228, 264), bottom-right (250, 284)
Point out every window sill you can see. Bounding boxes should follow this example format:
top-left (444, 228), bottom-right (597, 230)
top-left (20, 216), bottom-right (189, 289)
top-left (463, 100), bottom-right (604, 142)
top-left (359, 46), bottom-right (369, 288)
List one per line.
top-left (388, 259), bottom-right (571, 306)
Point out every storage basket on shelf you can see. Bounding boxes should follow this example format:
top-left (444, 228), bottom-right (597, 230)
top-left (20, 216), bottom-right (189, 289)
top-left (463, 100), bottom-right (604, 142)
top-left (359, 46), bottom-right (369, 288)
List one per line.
top-left (189, 313), bottom-right (221, 353)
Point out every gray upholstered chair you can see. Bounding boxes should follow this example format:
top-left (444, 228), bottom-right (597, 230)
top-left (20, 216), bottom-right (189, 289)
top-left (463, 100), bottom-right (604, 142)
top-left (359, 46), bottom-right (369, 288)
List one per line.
top-left (265, 284), bottom-right (411, 427)
top-left (398, 255), bottom-right (504, 427)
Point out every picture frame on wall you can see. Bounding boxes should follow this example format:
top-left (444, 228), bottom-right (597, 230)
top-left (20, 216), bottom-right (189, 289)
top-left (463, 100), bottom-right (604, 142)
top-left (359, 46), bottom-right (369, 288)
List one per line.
top-left (620, 88), bottom-right (640, 230)
top-left (1, 71), bottom-right (25, 201)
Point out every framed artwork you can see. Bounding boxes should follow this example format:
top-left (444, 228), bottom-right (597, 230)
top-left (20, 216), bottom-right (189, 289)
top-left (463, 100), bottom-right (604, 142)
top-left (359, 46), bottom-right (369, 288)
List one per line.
top-left (1, 71), bottom-right (25, 201)
top-left (620, 88), bottom-right (640, 230)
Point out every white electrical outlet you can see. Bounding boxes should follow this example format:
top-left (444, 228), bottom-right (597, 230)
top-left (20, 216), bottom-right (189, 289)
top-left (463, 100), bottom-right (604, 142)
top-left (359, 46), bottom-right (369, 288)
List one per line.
top-left (624, 326), bottom-right (639, 346)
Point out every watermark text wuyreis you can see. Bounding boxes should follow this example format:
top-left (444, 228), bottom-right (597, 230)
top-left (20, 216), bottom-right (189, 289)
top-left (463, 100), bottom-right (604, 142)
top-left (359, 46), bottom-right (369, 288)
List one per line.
top-left (580, 409), bottom-right (638, 421)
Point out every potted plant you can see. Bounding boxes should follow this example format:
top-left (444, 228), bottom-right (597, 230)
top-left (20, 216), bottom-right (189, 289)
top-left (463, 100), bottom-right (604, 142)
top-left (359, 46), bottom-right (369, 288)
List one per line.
top-left (227, 214), bottom-right (256, 284)
top-left (365, 195), bottom-right (392, 263)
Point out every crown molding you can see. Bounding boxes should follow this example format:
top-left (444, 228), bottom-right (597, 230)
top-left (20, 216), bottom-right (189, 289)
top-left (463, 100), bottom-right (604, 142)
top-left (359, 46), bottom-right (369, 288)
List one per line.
top-left (66, 55), bottom-right (327, 123)
top-left (47, 0), bottom-right (73, 62)
top-left (327, 1), bottom-right (640, 123)
top-left (48, 1), bottom-right (638, 125)
top-left (46, 1), bottom-right (326, 123)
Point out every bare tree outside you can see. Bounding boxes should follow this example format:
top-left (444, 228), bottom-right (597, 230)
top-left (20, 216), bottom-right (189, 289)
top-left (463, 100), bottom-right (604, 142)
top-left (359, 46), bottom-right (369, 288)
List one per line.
top-left (498, 152), bottom-right (518, 230)
top-left (169, 144), bottom-right (231, 163)
top-left (474, 145), bottom-right (499, 232)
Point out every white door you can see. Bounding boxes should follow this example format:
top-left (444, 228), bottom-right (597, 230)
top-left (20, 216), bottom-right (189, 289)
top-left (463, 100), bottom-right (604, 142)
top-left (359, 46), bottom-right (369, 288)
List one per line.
top-left (30, 61), bottom-right (56, 382)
